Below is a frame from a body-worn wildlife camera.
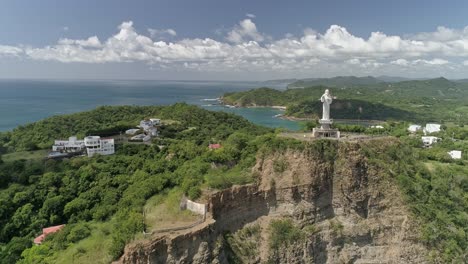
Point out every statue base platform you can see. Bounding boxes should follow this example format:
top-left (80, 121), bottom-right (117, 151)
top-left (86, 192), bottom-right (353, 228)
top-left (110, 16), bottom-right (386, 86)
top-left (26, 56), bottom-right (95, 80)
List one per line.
top-left (313, 119), bottom-right (340, 138)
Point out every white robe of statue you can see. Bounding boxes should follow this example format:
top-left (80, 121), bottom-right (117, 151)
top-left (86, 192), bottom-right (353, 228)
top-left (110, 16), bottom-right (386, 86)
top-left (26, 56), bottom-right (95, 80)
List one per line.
top-left (320, 89), bottom-right (333, 120)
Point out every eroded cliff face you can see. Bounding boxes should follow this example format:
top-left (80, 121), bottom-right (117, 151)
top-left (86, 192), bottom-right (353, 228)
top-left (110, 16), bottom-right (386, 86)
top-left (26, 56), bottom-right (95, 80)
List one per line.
top-left (118, 139), bottom-right (429, 264)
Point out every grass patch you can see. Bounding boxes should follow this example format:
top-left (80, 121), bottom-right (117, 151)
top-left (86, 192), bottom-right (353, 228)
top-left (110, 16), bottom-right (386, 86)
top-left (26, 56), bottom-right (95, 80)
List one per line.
top-left (2, 150), bottom-right (48, 162)
top-left (205, 166), bottom-right (254, 189)
top-left (143, 188), bottom-right (198, 232)
top-left (53, 222), bottom-right (113, 264)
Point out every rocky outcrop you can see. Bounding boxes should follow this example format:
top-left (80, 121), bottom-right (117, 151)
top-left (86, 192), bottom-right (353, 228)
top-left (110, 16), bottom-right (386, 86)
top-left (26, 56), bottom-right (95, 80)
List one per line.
top-left (118, 138), bottom-right (429, 264)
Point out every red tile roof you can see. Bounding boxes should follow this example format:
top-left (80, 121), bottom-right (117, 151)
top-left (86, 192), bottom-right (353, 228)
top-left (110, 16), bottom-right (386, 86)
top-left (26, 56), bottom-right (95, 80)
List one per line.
top-left (209, 143), bottom-right (221, 149)
top-left (33, 234), bottom-right (45, 244)
top-left (34, 224), bottom-right (65, 244)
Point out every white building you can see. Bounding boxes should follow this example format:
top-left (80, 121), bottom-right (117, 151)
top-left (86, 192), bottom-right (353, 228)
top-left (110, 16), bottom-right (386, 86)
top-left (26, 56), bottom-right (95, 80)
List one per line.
top-left (84, 136), bottom-right (115, 157)
top-left (139, 120), bottom-right (153, 130)
top-left (149, 118), bottom-right (161, 125)
top-left (447, 150), bottom-right (462, 160)
top-left (147, 127), bottom-right (158, 136)
top-left (424, 123), bottom-right (441, 134)
top-left (52, 136), bottom-right (85, 153)
top-left (422, 136), bottom-right (440, 147)
top-left (408, 124), bottom-right (422, 133)
top-left (125, 128), bottom-right (140, 135)
top-left (138, 119), bottom-right (159, 137)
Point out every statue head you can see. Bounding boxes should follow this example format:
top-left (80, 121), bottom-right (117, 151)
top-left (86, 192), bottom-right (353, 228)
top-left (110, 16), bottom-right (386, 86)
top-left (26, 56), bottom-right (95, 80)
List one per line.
top-left (324, 89), bottom-right (330, 95)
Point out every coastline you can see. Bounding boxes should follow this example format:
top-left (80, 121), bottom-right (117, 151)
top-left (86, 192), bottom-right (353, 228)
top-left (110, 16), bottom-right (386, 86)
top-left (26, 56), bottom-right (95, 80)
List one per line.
top-left (220, 102), bottom-right (385, 125)
top-left (244, 105), bottom-right (287, 110)
top-left (280, 115), bottom-right (386, 125)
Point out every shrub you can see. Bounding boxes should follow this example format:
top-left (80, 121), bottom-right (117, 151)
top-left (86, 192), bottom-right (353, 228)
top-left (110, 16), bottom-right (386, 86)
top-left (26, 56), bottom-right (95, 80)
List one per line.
top-left (273, 159), bottom-right (288, 173)
top-left (269, 219), bottom-right (304, 250)
top-left (66, 222), bottom-right (91, 244)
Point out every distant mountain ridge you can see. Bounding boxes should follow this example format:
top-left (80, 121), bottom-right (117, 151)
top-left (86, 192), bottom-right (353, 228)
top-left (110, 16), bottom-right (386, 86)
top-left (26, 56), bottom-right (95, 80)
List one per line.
top-left (287, 76), bottom-right (383, 88)
top-left (273, 75), bottom-right (464, 89)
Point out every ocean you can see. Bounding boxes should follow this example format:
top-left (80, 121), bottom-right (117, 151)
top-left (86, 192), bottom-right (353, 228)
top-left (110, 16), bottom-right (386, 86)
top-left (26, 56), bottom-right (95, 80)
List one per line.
top-left (0, 79), bottom-right (301, 132)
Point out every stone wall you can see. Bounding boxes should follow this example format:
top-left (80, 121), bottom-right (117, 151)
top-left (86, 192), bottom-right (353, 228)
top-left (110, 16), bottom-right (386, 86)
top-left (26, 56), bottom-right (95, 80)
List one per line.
top-left (185, 199), bottom-right (206, 216)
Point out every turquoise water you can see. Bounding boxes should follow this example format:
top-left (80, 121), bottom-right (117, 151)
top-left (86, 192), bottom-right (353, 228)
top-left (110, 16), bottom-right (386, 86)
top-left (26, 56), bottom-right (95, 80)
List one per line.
top-left (0, 79), bottom-right (300, 131)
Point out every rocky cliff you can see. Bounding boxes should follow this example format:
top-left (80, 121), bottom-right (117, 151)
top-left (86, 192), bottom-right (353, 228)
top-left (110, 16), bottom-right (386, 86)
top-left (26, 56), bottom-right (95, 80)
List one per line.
top-left (118, 138), bottom-right (429, 264)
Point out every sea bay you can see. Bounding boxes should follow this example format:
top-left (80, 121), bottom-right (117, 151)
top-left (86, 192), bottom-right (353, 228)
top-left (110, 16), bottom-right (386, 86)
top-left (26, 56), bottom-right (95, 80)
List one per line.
top-left (0, 79), bottom-right (301, 131)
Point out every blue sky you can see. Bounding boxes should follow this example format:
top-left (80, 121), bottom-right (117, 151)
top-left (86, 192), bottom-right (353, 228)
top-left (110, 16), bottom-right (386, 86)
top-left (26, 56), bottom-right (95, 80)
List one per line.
top-left (2, 0), bottom-right (468, 80)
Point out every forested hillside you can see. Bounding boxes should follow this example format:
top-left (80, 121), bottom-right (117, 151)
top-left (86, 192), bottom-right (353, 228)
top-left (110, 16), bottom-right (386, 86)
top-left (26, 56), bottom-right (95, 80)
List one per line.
top-left (0, 103), bottom-right (466, 263)
top-left (0, 104), bottom-right (273, 263)
top-left (222, 77), bottom-right (468, 123)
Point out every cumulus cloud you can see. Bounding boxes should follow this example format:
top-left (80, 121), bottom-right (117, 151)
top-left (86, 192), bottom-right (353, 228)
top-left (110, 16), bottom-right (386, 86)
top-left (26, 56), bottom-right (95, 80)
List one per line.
top-left (226, 19), bottom-right (264, 43)
top-left (411, 26), bottom-right (468, 41)
top-left (4, 19), bottom-right (468, 75)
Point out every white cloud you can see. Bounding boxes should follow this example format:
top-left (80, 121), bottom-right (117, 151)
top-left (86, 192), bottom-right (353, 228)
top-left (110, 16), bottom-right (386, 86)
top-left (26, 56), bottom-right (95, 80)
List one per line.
top-left (4, 20), bottom-right (468, 76)
top-left (391, 59), bottom-right (409, 66)
top-left (246, 13), bottom-right (256, 18)
top-left (226, 19), bottom-right (264, 43)
top-left (58, 36), bottom-right (102, 48)
top-left (0, 45), bottom-right (23, 56)
top-left (148, 28), bottom-right (177, 38)
top-left (412, 58), bottom-right (449, 65)
top-left (411, 26), bottom-right (468, 41)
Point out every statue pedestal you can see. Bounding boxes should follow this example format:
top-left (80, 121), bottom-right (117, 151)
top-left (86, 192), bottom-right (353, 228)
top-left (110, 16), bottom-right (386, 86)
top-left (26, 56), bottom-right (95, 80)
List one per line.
top-left (312, 119), bottom-right (340, 138)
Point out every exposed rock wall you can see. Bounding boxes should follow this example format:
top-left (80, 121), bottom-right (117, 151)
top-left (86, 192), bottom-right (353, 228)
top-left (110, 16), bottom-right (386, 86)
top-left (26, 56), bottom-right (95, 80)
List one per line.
top-left (118, 139), bottom-right (429, 264)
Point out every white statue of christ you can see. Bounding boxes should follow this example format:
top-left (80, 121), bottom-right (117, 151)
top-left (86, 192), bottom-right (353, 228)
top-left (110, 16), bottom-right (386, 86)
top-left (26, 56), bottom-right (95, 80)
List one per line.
top-left (320, 89), bottom-right (333, 120)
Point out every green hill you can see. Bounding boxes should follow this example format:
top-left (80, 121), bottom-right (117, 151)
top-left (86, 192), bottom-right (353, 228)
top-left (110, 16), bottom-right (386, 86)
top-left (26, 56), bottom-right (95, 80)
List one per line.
top-left (223, 78), bottom-right (468, 123)
top-left (286, 99), bottom-right (415, 120)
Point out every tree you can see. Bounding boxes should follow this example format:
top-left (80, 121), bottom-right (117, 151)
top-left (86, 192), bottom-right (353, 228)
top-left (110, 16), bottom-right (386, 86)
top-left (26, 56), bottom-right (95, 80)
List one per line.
top-left (0, 236), bottom-right (32, 264)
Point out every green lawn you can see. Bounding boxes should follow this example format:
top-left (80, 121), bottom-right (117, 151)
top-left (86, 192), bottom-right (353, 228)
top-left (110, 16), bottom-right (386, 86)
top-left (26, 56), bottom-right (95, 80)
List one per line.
top-left (2, 150), bottom-right (48, 162)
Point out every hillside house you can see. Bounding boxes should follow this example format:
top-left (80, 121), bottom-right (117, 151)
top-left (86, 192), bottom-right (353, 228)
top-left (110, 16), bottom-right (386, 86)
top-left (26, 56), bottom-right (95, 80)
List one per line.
top-left (149, 118), bottom-right (161, 125)
top-left (34, 224), bottom-right (65, 244)
top-left (424, 123), bottom-right (441, 134)
top-left (408, 124), bottom-right (422, 133)
top-left (422, 136), bottom-right (440, 147)
top-left (125, 128), bottom-right (140, 135)
top-left (84, 136), bottom-right (115, 157)
top-left (209, 143), bottom-right (222, 150)
top-left (448, 150), bottom-right (462, 159)
top-left (139, 120), bottom-right (153, 130)
top-left (52, 136), bottom-right (85, 153)
top-left (138, 119), bottom-right (160, 137)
